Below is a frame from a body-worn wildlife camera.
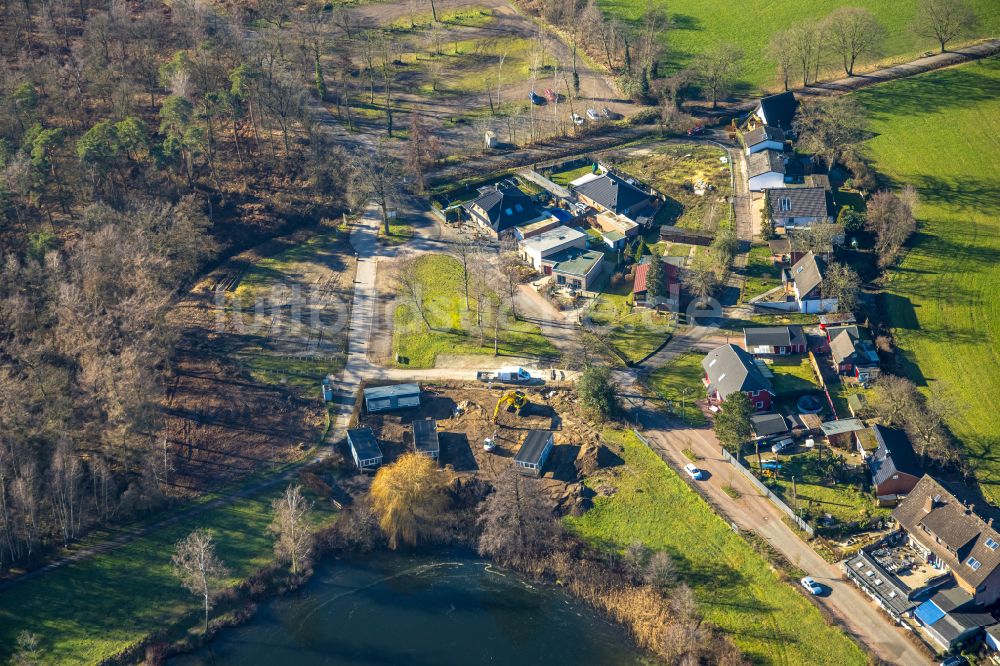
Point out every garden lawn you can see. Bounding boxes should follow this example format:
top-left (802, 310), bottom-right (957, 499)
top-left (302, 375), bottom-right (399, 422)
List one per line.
top-left (742, 245), bottom-right (783, 302)
top-left (566, 430), bottom-right (866, 665)
top-left (393, 254), bottom-right (558, 367)
top-left (854, 57), bottom-right (1000, 503)
top-left (587, 275), bottom-right (674, 363)
top-left (0, 488), bottom-right (337, 665)
top-left (646, 352), bottom-right (708, 425)
top-left (768, 357), bottom-right (821, 395)
top-left (597, 0), bottom-right (1000, 93)
top-left (617, 145), bottom-right (731, 230)
top-left (549, 164), bottom-right (597, 186)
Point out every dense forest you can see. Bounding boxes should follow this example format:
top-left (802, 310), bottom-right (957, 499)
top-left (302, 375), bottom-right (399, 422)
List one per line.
top-left (0, 0), bottom-right (349, 568)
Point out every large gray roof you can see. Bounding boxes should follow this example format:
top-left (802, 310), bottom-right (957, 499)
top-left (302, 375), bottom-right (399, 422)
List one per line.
top-left (515, 430), bottom-right (552, 465)
top-left (573, 173), bottom-right (649, 215)
top-left (870, 425), bottom-right (921, 487)
top-left (757, 91), bottom-right (798, 130)
top-left (743, 326), bottom-right (805, 349)
top-left (748, 149), bottom-right (785, 178)
top-left (750, 412), bottom-right (789, 437)
top-left (767, 187), bottom-right (830, 219)
top-left (412, 418), bottom-right (440, 454)
top-left (347, 428), bottom-right (382, 460)
top-left (702, 344), bottom-right (774, 399)
top-left (744, 124), bottom-right (785, 147)
top-left (463, 185), bottom-right (541, 233)
top-left (790, 251), bottom-right (825, 297)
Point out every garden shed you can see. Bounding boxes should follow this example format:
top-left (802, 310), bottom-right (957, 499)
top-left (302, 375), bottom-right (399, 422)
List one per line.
top-left (364, 383), bottom-right (421, 413)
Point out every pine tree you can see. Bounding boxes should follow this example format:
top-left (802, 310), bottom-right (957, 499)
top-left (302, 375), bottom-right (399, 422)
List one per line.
top-left (646, 254), bottom-right (666, 298)
top-left (640, 67), bottom-right (650, 100)
top-left (633, 237), bottom-right (647, 264)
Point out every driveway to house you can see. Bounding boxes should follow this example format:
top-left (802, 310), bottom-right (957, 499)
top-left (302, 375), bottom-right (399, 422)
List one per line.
top-left (633, 409), bottom-right (932, 666)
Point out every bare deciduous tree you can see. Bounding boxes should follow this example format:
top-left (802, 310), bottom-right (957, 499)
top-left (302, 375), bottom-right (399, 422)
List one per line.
top-left (171, 529), bottom-right (229, 634)
top-left (786, 21), bottom-right (824, 86)
top-left (867, 186), bottom-right (918, 267)
top-left (477, 467), bottom-right (558, 566)
top-left (824, 7), bottom-right (886, 76)
top-left (697, 44), bottom-right (743, 108)
top-left (351, 140), bottom-right (403, 235)
top-left (793, 97), bottom-right (868, 169)
top-left (270, 484), bottom-right (314, 576)
top-left (912, 0), bottom-right (978, 53)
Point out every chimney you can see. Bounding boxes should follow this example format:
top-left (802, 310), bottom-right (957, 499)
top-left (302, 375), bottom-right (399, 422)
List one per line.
top-left (924, 495), bottom-right (935, 513)
top-left (989, 517), bottom-right (994, 528)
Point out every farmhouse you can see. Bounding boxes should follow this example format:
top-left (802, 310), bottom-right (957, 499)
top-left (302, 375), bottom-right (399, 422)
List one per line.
top-left (766, 187), bottom-right (832, 229)
top-left (750, 412), bottom-right (790, 441)
top-left (743, 326), bottom-right (806, 356)
top-left (411, 418), bottom-right (440, 460)
top-left (462, 184), bottom-right (546, 236)
top-left (747, 149), bottom-right (787, 192)
top-left (364, 383), bottom-right (421, 413)
top-left (828, 325), bottom-right (881, 385)
top-left (702, 344), bottom-right (775, 412)
top-left (894, 475), bottom-right (1000, 606)
top-left (347, 428), bottom-right (383, 470)
top-left (867, 425), bottom-right (921, 505)
top-left (518, 225), bottom-right (588, 271)
top-left (786, 251), bottom-right (838, 313)
top-left (514, 430), bottom-right (554, 476)
top-left (753, 91), bottom-right (799, 133)
top-left (548, 248), bottom-right (605, 290)
top-left (743, 124), bottom-right (785, 155)
top-left (574, 172), bottom-right (656, 226)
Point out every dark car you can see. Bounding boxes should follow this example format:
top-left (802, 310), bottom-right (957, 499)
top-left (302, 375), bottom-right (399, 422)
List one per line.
top-left (529, 91), bottom-right (545, 105)
top-left (940, 657), bottom-right (968, 666)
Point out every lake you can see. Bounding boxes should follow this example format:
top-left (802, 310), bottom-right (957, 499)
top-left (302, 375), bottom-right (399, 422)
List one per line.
top-left (171, 551), bottom-right (647, 666)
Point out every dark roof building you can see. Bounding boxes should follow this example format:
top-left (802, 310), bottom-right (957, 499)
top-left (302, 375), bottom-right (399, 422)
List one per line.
top-left (702, 344), bottom-right (774, 401)
top-left (894, 475), bottom-right (1000, 605)
top-left (347, 428), bottom-right (383, 469)
top-left (750, 412), bottom-right (789, 439)
top-left (743, 326), bottom-right (807, 354)
top-left (845, 549), bottom-right (919, 620)
top-left (748, 149), bottom-right (785, 178)
top-left (462, 185), bottom-right (544, 234)
top-left (574, 173), bottom-right (651, 217)
top-left (514, 430), bottom-right (554, 476)
top-left (869, 425), bottom-right (922, 503)
top-left (767, 187), bottom-right (832, 221)
top-left (744, 124), bottom-right (785, 149)
top-left (411, 418), bottom-right (440, 460)
top-left (755, 91), bottom-right (799, 131)
top-left (364, 383), bottom-right (421, 413)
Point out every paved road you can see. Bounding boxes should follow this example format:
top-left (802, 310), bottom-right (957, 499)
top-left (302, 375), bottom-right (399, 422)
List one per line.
top-left (635, 411), bottom-right (931, 666)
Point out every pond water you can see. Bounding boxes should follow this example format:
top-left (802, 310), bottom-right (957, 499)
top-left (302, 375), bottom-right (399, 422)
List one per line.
top-left (171, 551), bottom-right (648, 666)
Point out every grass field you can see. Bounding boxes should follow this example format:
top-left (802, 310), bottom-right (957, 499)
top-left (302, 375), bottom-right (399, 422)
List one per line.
top-left (617, 144), bottom-right (731, 230)
top-left (598, 0), bottom-right (1000, 93)
top-left (854, 57), bottom-right (1000, 502)
top-left (549, 163), bottom-right (597, 186)
top-left (566, 430), bottom-right (867, 665)
top-left (646, 352), bottom-right (709, 425)
top-left (768, 357), bottom-right (821, 395)
top-left (393, 254), bottom-right (558, 367)
top-left (587, 273), bottom-right (674, 363)
top-left (0, 487), bottom-right (336, 664)
top-left (742, 245), bottom-right (783, 302)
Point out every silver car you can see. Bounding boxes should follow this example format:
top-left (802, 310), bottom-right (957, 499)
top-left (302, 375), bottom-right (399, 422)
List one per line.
top-left (586, 108), bottom-right (600, 121)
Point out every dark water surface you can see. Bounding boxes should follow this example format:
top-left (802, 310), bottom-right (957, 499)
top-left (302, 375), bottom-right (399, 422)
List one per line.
top-left (171, 552), bottom-right (647, 666)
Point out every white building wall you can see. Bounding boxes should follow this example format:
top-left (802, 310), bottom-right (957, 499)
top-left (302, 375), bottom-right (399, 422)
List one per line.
top-left (747, 140), bottom-right (784, 155)
top-left (749, 172), bottom-right (786, 192)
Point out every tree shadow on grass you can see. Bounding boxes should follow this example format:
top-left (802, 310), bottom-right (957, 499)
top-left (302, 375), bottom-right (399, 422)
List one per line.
top-left (858, 63), bottom-right (1000, 122)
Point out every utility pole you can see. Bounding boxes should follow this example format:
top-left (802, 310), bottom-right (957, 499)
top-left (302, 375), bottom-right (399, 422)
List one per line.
top-left (792, 476), bottom-right (798, 514)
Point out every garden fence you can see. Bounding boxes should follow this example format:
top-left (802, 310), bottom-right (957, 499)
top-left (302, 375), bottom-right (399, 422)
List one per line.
top-left (720, 449), bottom-right (815, 536)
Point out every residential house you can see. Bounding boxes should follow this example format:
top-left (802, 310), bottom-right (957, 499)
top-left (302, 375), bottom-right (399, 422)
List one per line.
top-left (786, 251), bottom-right (838, 313)
top-left (574, 172), bottom-right (656, 237)
top-left (702, 344), bottom-right (776, 412)
top-left (519, 225), bottom-right (588, 271)
top-left (548, 248), bottom-right (605, 290)
top-left (752, 91), bottom-right (799, 133)
top-left (347, 428), bottom-right (383, 469)
top-left (766, 187), bottom-right (833, 230)
top-left (411, 418), bottom-right (440, 460)
top-left (743, 326), bottom-right (807, 355)
top-left (820, 418), bottom-right (867, 447)
top-left (512, 213), bottom-right (562, 241)
top-left (828, 325), bottom-right (881, 385)
top-left (462, 184), bottom-right (547, 236)
top-left (748, 149), bottom-right (787, 192)
top-left (514, 430), bottom-right (554, 476)
top-left (742, 124), bottom-right (785, 155)
top-left (750, 412), bottom-right (790, 441)
top-left (633, 258), bottom-right (678, 307)
top-left (868, 425), bottom-right (922, 505)
top-left (364, 384), bottom-right (420, 413)
top-left (913, 587), bottom-right (996, 652)
top-left (894, 475), bottom-right (1000, 606)
top-left (601, 230), bottom-right (626, 250)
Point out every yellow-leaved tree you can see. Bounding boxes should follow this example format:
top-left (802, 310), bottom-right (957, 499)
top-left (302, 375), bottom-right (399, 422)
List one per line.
top-left (370, 453), bottom-right (450, 549)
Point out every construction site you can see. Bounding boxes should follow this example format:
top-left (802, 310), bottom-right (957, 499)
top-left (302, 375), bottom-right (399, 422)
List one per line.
top-left (351, 381), bottom-right (623, 514)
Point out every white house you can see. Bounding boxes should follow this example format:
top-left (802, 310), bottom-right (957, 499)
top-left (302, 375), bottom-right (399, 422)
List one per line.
top-left (518, 226), bottom-right (588, 271)
top-left (753, 91), bottom-right (798, 132)
top-left (787, 252), bottom-right (838, 313)
top-left (743, 125), bottom-right (785, 155)
top-left (747, 150), bottom-right (786, 192)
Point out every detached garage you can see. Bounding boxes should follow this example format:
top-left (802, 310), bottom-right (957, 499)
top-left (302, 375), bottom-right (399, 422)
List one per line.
top-left (347, 428), bottom-right (383, 469)
top-left (514, 430), bottom-right (554, 476)
top-left (364, 383), bottom-right (420, 413)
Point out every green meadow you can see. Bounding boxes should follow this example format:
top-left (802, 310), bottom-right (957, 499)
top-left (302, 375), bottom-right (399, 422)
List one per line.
top-left (854, 57), bottom-right (1000, 502)
top-left (598, 0), bottom-right (1000, 92)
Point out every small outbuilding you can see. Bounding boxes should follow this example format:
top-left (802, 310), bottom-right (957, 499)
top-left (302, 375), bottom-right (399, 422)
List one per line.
top-left (364, 383), bottom-right (420, 413)
top-left (514, 430), bottom-right (554, 476)
top-left (820, 418), bottom-right (867, 447)
top-left (750, 413), bottom-right (790, 441)
top-left (347, 428), bottom-right (383, 469)
top-left (743, 326), bottom-right (806, 356)
top-left (411, 418), bottom-right (440, 460)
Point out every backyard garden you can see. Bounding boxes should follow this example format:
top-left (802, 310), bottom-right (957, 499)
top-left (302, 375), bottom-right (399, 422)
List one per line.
top-left (585, 272), bottom-right (675, 365)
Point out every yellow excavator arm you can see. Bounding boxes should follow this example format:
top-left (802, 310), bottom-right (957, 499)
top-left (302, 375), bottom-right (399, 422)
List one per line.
top-left (493, 390), bottom-right (528, 423)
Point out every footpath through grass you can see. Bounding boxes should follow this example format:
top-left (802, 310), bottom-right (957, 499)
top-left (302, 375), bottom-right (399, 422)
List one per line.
top-left (566, 430), bottom-right (866, 665)
top-left (587, 273), bottom-right (674, 364)
top-left (598, 0), bottom-right (1000, 92)
top-left (393, 254), bottom-right (558, 367)
top-left (855, 57), bottom-right (1000, 502)
top-left (0, 486), bottom-right (337, 664)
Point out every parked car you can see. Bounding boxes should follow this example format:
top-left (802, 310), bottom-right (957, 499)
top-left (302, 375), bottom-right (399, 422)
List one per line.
top-left (686, 124), bottom-right (705, 136)
top-left (543, 87), bottom-right (557, 102)
top-left (601, 106), bottom-right (620, 120)
top-left (800, 576), bottom-right (822, 595)
top-left (571, 113), bottom-right (584, 125)
top-left (772, 437), bottom-right (794, 454)
top-left (940, 656), bottom-right (968, 666)
top-left (586, 108), bottom-right (600, 121)
top-left (529, 91), bottom-right (545, 105)
top-left (684, 463), bottom-right (704, 480)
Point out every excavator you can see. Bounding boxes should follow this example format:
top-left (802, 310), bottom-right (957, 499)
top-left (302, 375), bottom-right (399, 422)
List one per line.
top-left (493, 390), bottom-right (529, 423)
